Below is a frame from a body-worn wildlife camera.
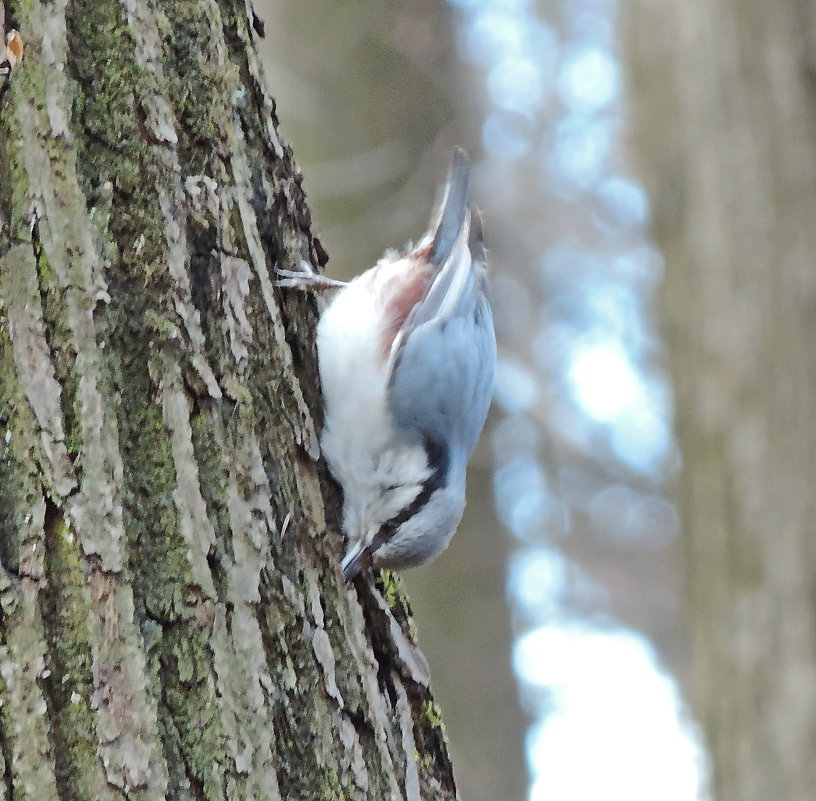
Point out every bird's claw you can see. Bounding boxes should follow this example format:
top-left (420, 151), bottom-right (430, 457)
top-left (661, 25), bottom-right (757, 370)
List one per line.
top-left (274, 261), bottom-right (346, 291)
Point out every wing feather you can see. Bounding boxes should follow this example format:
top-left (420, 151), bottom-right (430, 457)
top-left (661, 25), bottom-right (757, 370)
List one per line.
top-left (388, 200), bottom-right (495, 470)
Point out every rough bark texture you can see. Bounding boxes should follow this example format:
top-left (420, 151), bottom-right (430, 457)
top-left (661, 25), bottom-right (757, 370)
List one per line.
top-left (0, 1), bottom-right (458, 799)
top-left (623, 2), bottom-right (816, 800)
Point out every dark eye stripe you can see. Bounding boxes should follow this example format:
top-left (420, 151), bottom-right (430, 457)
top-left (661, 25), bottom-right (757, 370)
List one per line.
top-left (368, 449), bottom-right (446, 556)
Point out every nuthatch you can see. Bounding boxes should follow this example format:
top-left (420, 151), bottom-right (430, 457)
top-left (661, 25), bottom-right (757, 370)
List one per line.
top-left (277, 148), bottom-right (495, 580)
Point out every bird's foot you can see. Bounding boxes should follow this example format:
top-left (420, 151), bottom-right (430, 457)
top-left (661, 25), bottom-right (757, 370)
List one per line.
top-left (274, 260), bottom-right (347, 291)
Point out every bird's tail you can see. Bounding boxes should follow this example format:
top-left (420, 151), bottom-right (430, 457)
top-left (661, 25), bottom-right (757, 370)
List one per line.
top-left (429, 147), bottom-right (471, 268)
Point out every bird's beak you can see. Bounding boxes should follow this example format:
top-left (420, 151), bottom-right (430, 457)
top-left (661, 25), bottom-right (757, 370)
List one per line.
top-left (341, 540), bottom-right (371, 582)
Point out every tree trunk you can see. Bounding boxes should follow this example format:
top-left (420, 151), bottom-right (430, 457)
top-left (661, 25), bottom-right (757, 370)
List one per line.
top-left (0, 1), bottom-right (458, 799)
top-left (623, 2), bottom-right (816, 800)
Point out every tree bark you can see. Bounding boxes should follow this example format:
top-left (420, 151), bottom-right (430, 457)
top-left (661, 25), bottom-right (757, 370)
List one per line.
top-left (0, 1), bottom-right (458, 799)
top-left (623, 2), bottom-right (816, 800)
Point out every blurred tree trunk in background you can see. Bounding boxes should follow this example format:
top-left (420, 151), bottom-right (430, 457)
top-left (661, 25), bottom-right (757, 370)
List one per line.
top-left (0, 1), bottom-right (458, 799)
top-left (623, 2), bottom-right (816, 800)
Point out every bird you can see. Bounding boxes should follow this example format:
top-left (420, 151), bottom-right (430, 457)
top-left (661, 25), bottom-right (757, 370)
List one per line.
top-left (277, 148), bottom-right (495, 580)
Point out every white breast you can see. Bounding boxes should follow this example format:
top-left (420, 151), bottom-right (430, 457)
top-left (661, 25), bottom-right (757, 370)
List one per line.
top-left (316, 262), bottom-right (432, 541)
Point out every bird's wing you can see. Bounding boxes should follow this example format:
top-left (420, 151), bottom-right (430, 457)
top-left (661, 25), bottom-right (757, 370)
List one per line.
top-left (388, 207), bottom-right (496, 468)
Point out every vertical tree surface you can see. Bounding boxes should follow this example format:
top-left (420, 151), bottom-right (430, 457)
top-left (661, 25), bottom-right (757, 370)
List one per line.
top-left (624, 2), bottom-right (816, 800)
top-left (0, 1), bottom-right (458, 799)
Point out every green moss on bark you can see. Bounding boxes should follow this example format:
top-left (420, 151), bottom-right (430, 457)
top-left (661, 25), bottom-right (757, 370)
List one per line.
top-left (41, 508), bottom-right (118, 801)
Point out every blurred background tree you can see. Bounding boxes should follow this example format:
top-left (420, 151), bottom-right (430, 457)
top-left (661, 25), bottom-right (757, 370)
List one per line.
top-left (624, 2), bottom-right (816, 800)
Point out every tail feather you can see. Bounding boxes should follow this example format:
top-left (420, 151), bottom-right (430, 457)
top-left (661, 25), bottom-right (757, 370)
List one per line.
top-left (468, 206), bottom-right (486, 267)
top-left (429, 148), bottom-right (470, 267)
